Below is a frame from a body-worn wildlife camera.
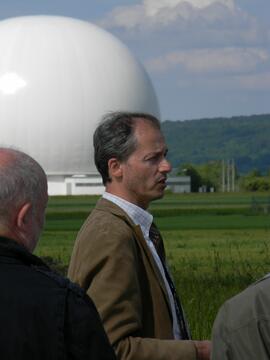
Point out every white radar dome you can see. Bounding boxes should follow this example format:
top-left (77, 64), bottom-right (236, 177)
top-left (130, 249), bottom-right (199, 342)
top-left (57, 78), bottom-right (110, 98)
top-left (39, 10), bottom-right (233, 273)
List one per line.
top-left (0, 15), bottom-right (160, 177)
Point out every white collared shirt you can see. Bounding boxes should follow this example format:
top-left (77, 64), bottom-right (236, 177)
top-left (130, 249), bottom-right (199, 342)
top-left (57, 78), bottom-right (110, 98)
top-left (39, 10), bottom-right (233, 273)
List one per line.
top-left (103, 192), bottom-right (181, 339)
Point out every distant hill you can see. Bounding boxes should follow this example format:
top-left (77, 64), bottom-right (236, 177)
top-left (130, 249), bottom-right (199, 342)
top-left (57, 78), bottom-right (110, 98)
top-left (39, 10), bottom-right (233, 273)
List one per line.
top-left (161, 114), bottom-right (270, 174)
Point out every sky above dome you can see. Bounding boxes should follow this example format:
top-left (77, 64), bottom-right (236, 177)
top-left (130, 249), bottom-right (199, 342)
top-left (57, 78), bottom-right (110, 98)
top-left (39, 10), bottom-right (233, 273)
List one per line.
top-left (0, 0), bottom-right (269, 120)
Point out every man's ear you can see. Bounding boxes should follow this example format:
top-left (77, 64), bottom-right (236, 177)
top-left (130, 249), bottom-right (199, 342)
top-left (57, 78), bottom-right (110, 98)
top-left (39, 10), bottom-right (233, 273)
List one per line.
top-left (16, 202), bottom-right (32, 229)
top-left (108, 158), bottom-right (123, 179)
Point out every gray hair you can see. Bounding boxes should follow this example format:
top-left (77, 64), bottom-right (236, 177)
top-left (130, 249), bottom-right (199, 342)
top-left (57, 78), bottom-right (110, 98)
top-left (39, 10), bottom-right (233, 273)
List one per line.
top-left (0, 147), bottom-right (47, 225)
top-left (93, 111), bottom-right (160, 185)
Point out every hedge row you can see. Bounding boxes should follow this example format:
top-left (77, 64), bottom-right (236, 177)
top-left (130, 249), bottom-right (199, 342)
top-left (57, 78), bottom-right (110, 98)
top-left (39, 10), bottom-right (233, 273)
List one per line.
top-left (45, 206), bottom-right (266, 221)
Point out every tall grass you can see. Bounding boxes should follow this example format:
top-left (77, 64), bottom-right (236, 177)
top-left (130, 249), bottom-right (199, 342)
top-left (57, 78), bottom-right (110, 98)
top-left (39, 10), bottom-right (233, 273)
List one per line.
top-left (36, 192), bottom-right (270, 339)
top-left (163, 228), bottom-right (270, 339)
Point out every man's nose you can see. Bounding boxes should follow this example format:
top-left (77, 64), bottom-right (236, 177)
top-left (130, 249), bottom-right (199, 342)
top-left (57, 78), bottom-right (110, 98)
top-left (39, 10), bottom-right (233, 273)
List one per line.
top-left (159, 158), bottom-right (172, 173)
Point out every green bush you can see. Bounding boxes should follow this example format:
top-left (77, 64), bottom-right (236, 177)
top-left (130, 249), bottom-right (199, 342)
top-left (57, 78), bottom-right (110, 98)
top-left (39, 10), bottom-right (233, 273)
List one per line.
top-left (151, 207), bottom-right (251, 217)
top-left (241, 176), bottom-right (270, 191)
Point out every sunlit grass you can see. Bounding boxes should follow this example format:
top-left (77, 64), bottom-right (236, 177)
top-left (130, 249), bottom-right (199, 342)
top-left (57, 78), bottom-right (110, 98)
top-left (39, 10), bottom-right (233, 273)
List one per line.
top-left (35, 192), bottom-right (270, 339)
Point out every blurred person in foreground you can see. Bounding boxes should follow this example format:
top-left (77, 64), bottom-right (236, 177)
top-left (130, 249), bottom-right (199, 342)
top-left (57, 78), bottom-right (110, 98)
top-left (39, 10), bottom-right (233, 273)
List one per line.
top-left (211, 273), bottom-right (270, 359)
top-left (68, 112), bottom-right (211, 360)
top-left (0, 147), bottom-right (116, 360)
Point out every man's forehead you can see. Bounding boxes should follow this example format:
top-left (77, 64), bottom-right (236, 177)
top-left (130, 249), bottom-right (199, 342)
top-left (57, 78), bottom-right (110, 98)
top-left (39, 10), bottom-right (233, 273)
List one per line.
top-left (133, 117), bottom-right (159, 129)
top-left (134, 118), bottom-right (160, 134)
top-left (133, 119), bottom-right (164, 139)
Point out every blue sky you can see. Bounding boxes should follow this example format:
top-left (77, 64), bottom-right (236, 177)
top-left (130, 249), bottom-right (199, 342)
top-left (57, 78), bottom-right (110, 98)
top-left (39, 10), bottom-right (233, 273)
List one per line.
top-left (0, 0), bottom-right (269, 121)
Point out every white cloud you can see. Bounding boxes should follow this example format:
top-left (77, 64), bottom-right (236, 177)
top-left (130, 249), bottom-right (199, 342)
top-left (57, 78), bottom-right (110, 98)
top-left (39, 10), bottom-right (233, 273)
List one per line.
top-left (144, 0), bottom-right (235, 16)
top-left (233, 72), bottom-right (270, 91)
top-left (95, 0), bottom-right (270, 119)
top-left (96, 0), bottom-right (268, 51)
top-left (201, 71), bottom-right (270, 92)
top-left (97, 0), bottom-right (265, 49)
top-left (99, 4), bottom-right (144, 30)
top-left (147, 47), bottom-right (270, 74)
top-left (98, 0), bottom-right (237, 28)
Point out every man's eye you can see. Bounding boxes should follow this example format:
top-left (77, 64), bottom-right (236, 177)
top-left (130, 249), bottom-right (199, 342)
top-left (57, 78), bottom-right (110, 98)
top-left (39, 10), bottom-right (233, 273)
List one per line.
top-left (146, 155), bottom-right (159, 162)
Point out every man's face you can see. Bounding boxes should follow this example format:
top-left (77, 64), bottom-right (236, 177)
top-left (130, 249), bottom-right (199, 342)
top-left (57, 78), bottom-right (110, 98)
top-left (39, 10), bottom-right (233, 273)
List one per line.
top-left (119, 119), bottom-right (172, 209)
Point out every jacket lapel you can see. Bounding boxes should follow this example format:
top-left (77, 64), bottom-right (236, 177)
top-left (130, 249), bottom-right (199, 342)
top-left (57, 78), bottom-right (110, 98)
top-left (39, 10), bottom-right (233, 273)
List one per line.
top-left (95, 198), bottom-right (172, 314)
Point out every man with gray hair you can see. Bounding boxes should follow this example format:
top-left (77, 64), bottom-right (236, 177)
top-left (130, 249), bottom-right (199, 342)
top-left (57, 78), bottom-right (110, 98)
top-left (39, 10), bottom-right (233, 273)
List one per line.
top-left (68, 112), bottom-right (211, 360)
top-left (0, 147), bottom-right (116, 360)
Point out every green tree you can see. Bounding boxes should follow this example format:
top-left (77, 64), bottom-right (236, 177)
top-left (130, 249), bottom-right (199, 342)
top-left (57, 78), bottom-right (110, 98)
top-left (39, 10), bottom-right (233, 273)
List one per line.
top-left (240, 176), bottom-right (270, 191)
top-left (178, 160), bottom-right (239, 192)
top-left (197, 161), bottom-right (223, 191)
top-left (178, 163), bottom-right (202, 192)
top-left (247, 169), bottom-right (262, 177)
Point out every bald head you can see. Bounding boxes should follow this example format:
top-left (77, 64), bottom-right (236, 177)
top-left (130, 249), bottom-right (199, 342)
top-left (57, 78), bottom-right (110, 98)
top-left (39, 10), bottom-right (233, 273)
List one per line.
top-left (0, 147), bottom-right (48, 251)
top-left (0, 149), bottom-right (15, 167)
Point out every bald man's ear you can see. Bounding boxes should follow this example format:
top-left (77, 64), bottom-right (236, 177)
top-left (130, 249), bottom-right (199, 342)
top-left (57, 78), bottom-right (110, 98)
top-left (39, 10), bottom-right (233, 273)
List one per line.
top-left (108, 158), bottom-right (123, 179)
top-left (16, 202), bottom-right (32, 229)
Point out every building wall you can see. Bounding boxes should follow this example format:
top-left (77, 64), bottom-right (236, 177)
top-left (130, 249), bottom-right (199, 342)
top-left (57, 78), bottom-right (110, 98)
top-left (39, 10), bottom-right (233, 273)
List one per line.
top-left (47, 175), bottom-right (104, 195)
top-left (47, 175), bottom-right (191, 196)
top-left (167, 176), bottom-right (191, 193)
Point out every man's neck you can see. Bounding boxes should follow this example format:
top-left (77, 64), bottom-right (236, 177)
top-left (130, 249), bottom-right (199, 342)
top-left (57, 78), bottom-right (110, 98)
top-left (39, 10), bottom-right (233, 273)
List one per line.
top-left (105, 188), bottom-right (149, 210)
top-left (0, 226), bottom-right (30, 252)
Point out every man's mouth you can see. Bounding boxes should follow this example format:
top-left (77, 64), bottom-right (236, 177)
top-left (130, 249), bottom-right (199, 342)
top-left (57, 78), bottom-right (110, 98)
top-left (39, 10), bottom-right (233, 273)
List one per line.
top-left (156, 177), bottom-right (167, 185)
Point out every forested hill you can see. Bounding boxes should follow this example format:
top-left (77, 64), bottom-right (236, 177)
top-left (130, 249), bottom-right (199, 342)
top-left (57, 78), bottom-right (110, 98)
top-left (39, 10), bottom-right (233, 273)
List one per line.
top-left (161, 114), bottom-right (270, 174)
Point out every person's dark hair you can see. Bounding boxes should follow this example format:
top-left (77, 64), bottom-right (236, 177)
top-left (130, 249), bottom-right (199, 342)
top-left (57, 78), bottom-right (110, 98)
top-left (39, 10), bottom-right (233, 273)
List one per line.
top-left (0, 147), bottom-right (47, 225)
top-left (94, 112), bottom-right (160, 185)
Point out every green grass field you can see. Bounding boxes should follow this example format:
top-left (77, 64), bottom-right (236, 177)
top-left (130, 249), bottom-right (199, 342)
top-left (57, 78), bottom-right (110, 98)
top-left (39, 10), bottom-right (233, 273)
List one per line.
top-left (35, 192), bottom-right (270, 339)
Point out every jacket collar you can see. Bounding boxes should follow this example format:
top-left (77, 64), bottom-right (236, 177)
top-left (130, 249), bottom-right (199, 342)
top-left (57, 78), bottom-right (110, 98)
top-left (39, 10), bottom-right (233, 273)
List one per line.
top-left (0, 236), bottom-right (49, 268)
top-left (95, 198), bottom-right (172, 312)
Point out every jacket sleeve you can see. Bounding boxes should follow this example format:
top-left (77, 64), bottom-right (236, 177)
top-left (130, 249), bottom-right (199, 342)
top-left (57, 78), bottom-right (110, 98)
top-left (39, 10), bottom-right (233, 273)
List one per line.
top-left (68, 213), bottom-right (196, 360)
top-left (211, 304), bottom-right (231, 360)
top-left (65, 286), bottom-right (117, 360)
top-left (211, 292), bottom-right (270, 360)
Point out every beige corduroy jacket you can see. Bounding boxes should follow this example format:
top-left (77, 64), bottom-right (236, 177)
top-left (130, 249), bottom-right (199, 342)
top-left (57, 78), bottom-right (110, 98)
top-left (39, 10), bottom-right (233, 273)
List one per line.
top-left (68, 198), bottom-right (196, 360)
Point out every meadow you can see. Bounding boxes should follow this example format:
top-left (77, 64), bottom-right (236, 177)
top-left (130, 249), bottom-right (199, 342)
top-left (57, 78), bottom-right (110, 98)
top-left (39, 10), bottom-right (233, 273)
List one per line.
top-left (36, 192), bottom-right (270, 339)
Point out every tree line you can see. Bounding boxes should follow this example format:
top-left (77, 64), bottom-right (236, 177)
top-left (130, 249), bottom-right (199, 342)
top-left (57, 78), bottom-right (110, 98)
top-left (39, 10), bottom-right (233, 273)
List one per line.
top-left (178, 161), bottom-right (270, 192)
top-left (161, 114), bottom-right (270, 176)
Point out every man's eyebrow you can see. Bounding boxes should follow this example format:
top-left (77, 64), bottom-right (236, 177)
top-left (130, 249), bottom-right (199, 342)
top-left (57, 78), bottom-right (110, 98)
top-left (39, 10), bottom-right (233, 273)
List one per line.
top-left (144, 148), bottom-right (168, 158)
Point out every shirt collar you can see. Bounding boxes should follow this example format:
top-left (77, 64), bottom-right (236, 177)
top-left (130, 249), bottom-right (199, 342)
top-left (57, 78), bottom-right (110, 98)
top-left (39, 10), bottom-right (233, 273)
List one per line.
top-left (103, 192), bottom-right (153, 238)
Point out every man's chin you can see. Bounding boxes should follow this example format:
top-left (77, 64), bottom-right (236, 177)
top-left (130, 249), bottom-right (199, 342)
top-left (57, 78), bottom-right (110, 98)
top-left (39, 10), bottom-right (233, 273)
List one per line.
top-left (151, 189), bottom-right (165, 201)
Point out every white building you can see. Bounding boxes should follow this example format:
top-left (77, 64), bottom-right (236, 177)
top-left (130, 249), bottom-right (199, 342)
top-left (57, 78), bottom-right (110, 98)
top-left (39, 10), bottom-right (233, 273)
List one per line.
top-left (47, 174), bottom-right (104, 195)
top-left (0, 16), bottom-right (160, 195)
top-left (167, 176), bottom-right (191, 193)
